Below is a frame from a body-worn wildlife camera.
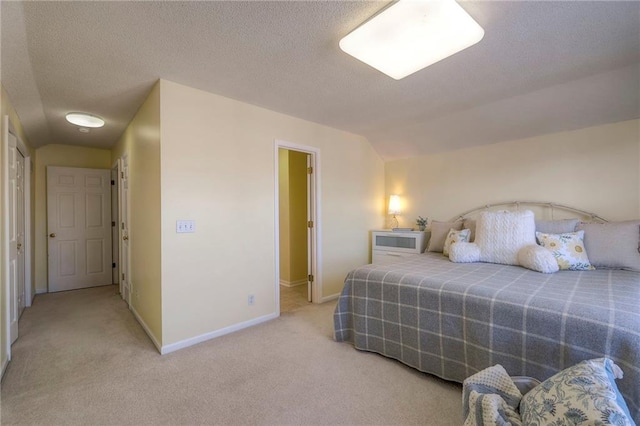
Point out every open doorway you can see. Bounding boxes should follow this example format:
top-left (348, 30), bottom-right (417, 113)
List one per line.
top-left (275, 141), bottom-right (320, 314)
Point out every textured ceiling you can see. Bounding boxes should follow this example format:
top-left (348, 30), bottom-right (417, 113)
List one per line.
top-left (1, 1), bottom-right (639, 160)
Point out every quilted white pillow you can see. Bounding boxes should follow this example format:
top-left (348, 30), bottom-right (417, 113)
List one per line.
top-left (443, 228), bottom-right (471, 257)
top-left (517, 245), bottom-right (559, 273)
top-left (475, 210), bottom-right (537, 266)
top-left (450, 242), bottom-right (481, 263)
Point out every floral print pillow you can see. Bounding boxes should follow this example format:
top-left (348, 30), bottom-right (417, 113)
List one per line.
top-left (520, 358), bottom-right (634, 426)
top-left (536, 230), bottom-right (595, 270)
top-left (443, 228), bottom-right (471, 257)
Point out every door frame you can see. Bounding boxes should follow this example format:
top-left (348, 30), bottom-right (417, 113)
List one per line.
top-left (117, 154), bottom-right (131, 308)
top-left (2, 115), bottom-right (32, 366)
top-left (274, 140), bottom-right (322, 313)
top-left (111, 160), bottom-right (120, 290)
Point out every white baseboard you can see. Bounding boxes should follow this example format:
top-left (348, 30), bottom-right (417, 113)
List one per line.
top-left (279, 279), bottom-right (307, 288)
top-left (131, 305), bottom-right (162, 354)
top-left (161, 312), bottom-right (279, 355)
top-left (320, 292), bottom-right (340, 303)
top-left (1, 356), bottom-right (8, 381)
top-left (35, 288), bottom-right (47, 295)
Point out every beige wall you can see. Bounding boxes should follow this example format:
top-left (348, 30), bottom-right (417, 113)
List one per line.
top-left (159, 79), bottom-right (384, 346)
top-left (1, 85), bottom-right (35, 374)
top-left (33, 144), bottom-right (112, 293)
top-left (111, 82), bottom-right (162, 345)
top-left (385, 119), bottom-right (640, 226)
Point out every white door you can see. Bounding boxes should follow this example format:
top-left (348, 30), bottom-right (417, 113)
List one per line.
top-left (119, 156), bottom-right (131, 306)
top-left (306, 154), bottom-right (314, 303)
top-left (8, 133), bottom-right (25, 343)
top-left (47, 166), bottom-right (112, 292)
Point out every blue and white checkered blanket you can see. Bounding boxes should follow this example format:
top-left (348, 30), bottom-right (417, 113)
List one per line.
top-left (333, 253), bottom-right (640, 423)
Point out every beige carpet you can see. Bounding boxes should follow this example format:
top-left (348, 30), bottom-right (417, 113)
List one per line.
top-left (1, 285), bottom-right (462, 425)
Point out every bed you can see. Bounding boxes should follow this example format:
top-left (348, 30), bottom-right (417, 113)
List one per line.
top-left (333, 203), bottom-right (640, 423)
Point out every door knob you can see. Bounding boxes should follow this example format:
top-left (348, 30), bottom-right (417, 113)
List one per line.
top-left (17, 243), bottom-right (22, 249)
top-left (123, 235), bottom-right (129, 241)
top-left (49, 233), bottom-right (56, 238)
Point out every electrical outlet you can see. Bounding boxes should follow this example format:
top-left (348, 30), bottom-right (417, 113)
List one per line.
top-left (176, 220), bottom-right (196, 233)
top-left (248, 294), bottom-right (255, 306)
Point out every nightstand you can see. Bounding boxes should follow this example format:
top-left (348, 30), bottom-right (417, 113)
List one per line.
top-left (371, 230), bottom-right (427, 265)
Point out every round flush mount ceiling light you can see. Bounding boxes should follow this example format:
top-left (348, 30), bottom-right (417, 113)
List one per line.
top-left (65, 112), bottom-right (105, 128)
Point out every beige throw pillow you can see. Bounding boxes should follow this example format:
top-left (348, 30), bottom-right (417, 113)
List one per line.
top-left (427, 220), bottom-right (463, 253)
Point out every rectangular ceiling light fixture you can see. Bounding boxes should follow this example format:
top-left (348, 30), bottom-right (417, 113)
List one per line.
top-left (339, 0), bottom-right (485, 80)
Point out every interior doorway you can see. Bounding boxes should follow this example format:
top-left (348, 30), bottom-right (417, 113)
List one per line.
top-left (3, 115), bottom-right (32, 364)
top-left (46, 166), bottom-right (112, 292)
top-left (275, 141), bottom-right (320, 314)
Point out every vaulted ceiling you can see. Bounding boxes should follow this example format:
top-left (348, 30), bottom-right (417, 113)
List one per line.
top-left (2, 1), bottom-right (639, 160)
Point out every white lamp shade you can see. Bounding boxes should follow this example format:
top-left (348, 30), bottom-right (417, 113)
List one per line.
top-left (388, 195), bottom-right (401, 215)
top-left (339, 0), bottom-right (485, 80)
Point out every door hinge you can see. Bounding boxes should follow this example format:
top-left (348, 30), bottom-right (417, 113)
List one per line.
top-left (111, 180), bottom-right (115, 185)
top-left (122, 273), bottom-right (125, 280)
top-left (121, 223), bottom-right (125, 230)
top-left (121, 171), bottom-right (124, 179)
top-left (112, 221), bottom-right (116, 227)
top-left (308, 274), bottom-right (314, 283)
top-left (307, 220), bottom-right (313, 228)
top-left (307, 166), bottom-right (313, 174)
top-left (112, 262), bottom-right (116, 268)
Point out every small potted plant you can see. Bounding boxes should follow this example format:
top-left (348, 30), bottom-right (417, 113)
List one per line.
top-left (416, 216), bottom-right (428, 231)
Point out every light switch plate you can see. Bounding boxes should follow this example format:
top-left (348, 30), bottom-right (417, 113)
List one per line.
top-left (176, 220), bottom-right (195, 233)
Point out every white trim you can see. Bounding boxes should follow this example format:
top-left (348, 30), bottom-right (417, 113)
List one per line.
top-left (22, 156), bottom-right (32, 306)
top-left (274, 140), bottom-right (322, 310)
top-left (131, 304), bottom-right (162, 353)
top-left (161, 312), bottom-right (278, 355)
top-left (35, 288), bottom-right (47, 295)
top-left (1, 356), bottom-right (8, 380)
top-left (2, 115), bottom-right (10, 362)
top-left (279, 279), bottom-right (307, 288)
top-left (320, 293), bottom-right (340, 303)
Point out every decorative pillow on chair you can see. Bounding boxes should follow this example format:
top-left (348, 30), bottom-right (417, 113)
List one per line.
top-left (536, 230), bottom-right (594, 271)
top-left (443, 228), bottom-right (471, 257)
top-left (520, 358), bottom-right (634, 426)
top-left (427, 220), bottom-right (463, 253)
top-left (475, 210), bottom-right (536, 266)
top-left (576, 221), bottom-right (640, 272)
top-left (517, 245), bottom-right (559, 273)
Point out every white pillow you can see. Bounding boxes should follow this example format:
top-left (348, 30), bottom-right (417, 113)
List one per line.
top-left (443, 228), bottom-right (471, 257)
top-left (517, 245), bottom-right (559, 273)
top-left (450, 242), bottom-right (481, 263)
top-left (475, 210), bottom-right (537, 266)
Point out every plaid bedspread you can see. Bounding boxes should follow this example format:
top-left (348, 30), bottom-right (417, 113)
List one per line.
top-left (333, 253), bottom-right (640, 422)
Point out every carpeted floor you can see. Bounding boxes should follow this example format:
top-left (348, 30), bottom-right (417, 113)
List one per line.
top-left (1, 285), bottom-right (462, 425)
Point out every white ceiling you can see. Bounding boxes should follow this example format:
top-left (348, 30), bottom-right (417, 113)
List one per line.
top-left (2, 1), bottom-right (639, 160)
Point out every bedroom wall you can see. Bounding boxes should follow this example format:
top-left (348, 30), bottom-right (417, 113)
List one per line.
top-left (1, 85), bottom-right (35, 376)
top-left (33, 144), bottom-right (112, 293)
top-left (159, 79), bottom-right (384, 347)
top-left (385, 119), bottom-right (640, 225)
top-left (111, 82), bottom-right (162, 346)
